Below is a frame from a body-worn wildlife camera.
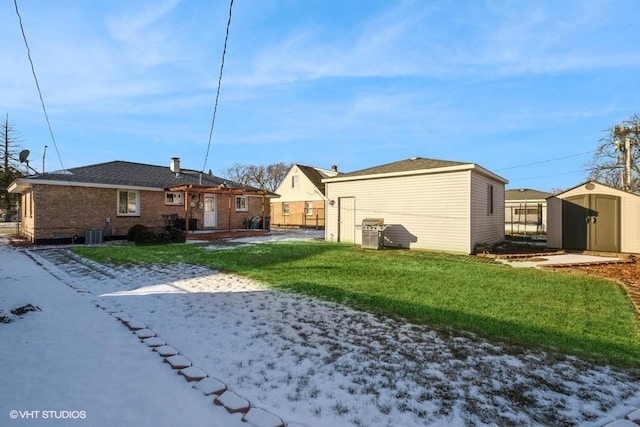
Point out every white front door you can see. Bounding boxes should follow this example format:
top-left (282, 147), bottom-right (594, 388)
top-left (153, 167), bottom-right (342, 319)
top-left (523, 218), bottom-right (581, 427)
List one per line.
top-left (204, 194), bottom-right (217, 228)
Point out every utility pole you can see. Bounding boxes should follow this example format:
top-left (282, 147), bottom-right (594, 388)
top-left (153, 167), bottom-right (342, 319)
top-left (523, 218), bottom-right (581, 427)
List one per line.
top-left (613, 124), bottom-right (636, 192)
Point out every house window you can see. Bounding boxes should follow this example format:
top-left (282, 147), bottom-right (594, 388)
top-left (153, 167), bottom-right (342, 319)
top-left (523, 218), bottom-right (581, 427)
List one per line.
top-left (487, 185), bottom-right (494, 215)
top-left (165, 192), bottom-right (183, 206)
top-left (282, 202), bottom-right (289, 215)
top-left (235, 195), bottom-right (248, 211)
top-left (118, 190), bottom-right (140, 216)
top-left (304, 201), bottom-right (313, 216)
top-left (291, 175), bottom-right (299, 189)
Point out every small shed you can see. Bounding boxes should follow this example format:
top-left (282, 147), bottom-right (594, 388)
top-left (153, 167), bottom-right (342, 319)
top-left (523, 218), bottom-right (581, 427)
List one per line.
top-left (322, 157), bottom-right (508, 254)
top-left (547, 181), bottom-right (640, 253)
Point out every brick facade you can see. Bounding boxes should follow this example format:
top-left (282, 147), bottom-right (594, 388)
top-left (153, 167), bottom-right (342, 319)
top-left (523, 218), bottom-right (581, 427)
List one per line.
top-left (20, 185), bottom-right (269, 243)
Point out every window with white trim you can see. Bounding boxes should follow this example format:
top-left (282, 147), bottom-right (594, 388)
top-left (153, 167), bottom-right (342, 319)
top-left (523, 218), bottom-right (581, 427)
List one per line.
top-left (304, 201), bottom-right (313, 216)
top-left (118, 190), bottom-right (140, 216)
top-left (291, 175), bottom-right (299, 189)
top-left (235, 195), bottom-right (248, 211)
top-left (282, 202), bottom-right (289, 215)
top-left (165, 191), bottom-right (183, 206)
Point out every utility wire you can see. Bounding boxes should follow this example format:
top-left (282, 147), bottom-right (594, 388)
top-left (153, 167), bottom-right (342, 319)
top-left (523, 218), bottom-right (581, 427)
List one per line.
top-left (202, 0), bottom-right (234, 173)
top-left (13, 0), bottom-right (65, 172)
top-left (495, 149), bottom-right (596, 172)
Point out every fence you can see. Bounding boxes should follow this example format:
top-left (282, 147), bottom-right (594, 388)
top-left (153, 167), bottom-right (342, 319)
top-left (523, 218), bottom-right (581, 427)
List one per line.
top-left (505, 203), bottom-right (545, 236)
top-left (271, 208), bottom-right (326, 229)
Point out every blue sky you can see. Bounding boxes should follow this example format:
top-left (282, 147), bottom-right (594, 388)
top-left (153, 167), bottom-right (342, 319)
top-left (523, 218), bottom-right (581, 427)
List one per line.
top-left (2, 0), bottom-right (639, 192)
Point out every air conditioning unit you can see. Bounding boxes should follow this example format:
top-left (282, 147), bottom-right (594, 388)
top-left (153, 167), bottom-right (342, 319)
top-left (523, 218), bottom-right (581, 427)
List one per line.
top-left (85, 229), bottom-right (103, 245)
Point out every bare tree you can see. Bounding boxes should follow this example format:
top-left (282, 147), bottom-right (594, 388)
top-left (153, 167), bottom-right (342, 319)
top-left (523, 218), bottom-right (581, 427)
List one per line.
top-left (223, 163), bottom-right (253, 187)
top-left (223, 162), bottom-right (290, 192)
top-left (587, 114), bottom-right (640, 192)
top-left (0, 114), bottom-right (24, 220)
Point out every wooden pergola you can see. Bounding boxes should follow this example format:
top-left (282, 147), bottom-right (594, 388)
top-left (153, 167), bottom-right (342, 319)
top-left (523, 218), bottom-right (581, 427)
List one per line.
top-left (165, 184), bottom-right (269, 232)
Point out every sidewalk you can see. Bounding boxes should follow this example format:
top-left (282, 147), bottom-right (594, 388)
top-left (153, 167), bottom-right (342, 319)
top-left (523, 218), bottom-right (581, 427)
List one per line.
top-left (495, 253), bottom-right (623, 268)
top-left (0, 240), bottom-right (247, 427)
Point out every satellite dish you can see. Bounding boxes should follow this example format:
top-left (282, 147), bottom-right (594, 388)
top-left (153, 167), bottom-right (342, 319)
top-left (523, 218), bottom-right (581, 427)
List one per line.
top-left (19, 149), bottom-right (30, 163)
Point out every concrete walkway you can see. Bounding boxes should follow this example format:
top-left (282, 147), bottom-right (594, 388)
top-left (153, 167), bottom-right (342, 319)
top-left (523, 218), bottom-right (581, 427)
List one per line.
top-left (495, 253), bottom-right (623, 268)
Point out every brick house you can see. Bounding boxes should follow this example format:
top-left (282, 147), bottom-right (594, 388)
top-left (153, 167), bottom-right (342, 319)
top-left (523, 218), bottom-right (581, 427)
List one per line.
top-left (8, 158), bottom-right (270, 244)
top-left (270, 164), bottom-right (339, 228)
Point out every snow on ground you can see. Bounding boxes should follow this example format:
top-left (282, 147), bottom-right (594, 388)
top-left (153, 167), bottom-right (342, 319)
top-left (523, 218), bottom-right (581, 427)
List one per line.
top-left (2, 230), bottom-right (640, 426)
top-left (0, 241), bottom-right (246, 427)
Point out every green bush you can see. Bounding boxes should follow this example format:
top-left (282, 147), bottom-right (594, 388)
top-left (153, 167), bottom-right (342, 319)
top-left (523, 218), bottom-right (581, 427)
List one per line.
top-left (133, 226), bottom-right (186, 245)
top-left (127, 224), bottom-right (148, 242)
top-left (167, 227), bottom-right (186, 243)
top-left (134, 229), bottom-right (159, 245)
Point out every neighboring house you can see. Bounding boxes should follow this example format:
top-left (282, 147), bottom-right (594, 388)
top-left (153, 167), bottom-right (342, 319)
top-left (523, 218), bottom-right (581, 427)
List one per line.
top-left (504, 188), bottom-right (551, 235)
top-left (270, 164), bottom-right (339, 228)
top-left (547, 180), bottom-right (640, 253)
top-left (8, 158), bottom-right (270, 244)
top-left (323, 157), bottom-right (508, 254)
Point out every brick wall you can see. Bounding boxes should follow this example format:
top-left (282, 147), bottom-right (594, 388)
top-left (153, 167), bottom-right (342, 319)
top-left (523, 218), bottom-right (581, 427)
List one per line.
top-left (30, 185), bottom-right (180, 241)
top-left (23, 185), bottom-right (269, 242)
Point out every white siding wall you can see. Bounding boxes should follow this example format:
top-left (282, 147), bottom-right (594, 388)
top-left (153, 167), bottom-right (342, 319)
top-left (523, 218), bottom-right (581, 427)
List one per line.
top-left (626, 196), bottom-right (640, 253)
top-left (546, 197), bottom-right (562, 249)
top-left (274, 165), bottom-right (325, 202)
top-left (470, 172), bottom-right (505, 250)
top-left (326, 171), bottom-right (474, 253)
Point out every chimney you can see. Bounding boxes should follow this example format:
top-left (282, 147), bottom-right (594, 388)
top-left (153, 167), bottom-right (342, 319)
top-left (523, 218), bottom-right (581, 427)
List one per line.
top-left (170, 157), bottom-right (181, 174)
top-left (331, 165), bottom-right (338, 172)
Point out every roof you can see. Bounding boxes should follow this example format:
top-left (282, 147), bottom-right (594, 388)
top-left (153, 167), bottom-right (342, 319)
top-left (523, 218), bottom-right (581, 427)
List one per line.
top-left (322, 157), bottom-right (508, 184)
top-left (295, 164), bottom-right (339, 195)
top-left (8, 160), bottom-right (259, 193)
top-left (336, 157), bottom-right (466, 178)
top-left (550, 180), bottom-right (640, 199)
top-left (505, 188), bottom-right (552, 201)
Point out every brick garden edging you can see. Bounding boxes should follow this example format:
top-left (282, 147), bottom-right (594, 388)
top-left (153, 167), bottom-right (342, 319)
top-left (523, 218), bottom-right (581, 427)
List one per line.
top-left (93, 299), bottom-right (296, 427)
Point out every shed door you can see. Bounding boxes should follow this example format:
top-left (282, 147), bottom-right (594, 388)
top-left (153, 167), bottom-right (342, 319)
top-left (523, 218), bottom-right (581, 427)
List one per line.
top-left (338, 197), bottom-right (355, 243)
top-left (562, 194), bottom-right (619, 252)
top-left (589, 194), bottom-right (619, 252)
top-left (562, 195), bottom-right (589, 250)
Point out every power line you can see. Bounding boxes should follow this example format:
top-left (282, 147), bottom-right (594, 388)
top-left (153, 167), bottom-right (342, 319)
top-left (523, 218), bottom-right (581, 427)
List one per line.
top-left (507, 168), bottom-right (586, 183)
top-left (495, 149), bottom-right (596, 172)
top-left (13, 0), bottom-right (65, 172)
top-left (202, 0), bottom-right (234, 173)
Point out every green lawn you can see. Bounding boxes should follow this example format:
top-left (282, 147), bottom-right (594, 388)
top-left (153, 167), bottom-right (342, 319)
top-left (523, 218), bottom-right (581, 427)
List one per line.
top-left (73, 241), bottom-right (640, 366)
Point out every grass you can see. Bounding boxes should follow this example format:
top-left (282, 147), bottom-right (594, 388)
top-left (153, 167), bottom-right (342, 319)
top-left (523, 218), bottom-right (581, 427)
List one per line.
top-left (73, 241), bottom-right (640, 366)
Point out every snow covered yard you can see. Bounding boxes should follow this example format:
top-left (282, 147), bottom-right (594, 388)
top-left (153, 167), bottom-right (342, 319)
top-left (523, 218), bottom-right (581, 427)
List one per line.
top-left (2, 231), bottom-right (640, 426)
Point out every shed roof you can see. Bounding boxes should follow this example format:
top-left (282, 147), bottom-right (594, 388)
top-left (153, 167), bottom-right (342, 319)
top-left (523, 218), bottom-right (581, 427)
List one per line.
top-left (323, 157), bottom-right (507, 184)
top-left (505, 188), bottom-right (552, 201)
top-left (549, 180), bottom-right (640, 199)
top-left (337, 157), bottom-right (466, 177)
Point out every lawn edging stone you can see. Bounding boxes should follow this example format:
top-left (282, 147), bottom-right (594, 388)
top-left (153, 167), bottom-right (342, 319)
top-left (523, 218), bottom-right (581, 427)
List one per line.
top-left (214, 390), bottom-right (250, 414)
top-left (242, 407), bottom-right (285, 427)
top-left (178, 366), bottom-right (207, 382)
top-left (193, 377), bottom-right (227, 396)
top-left (164, 354), bottom-right (191, 369)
